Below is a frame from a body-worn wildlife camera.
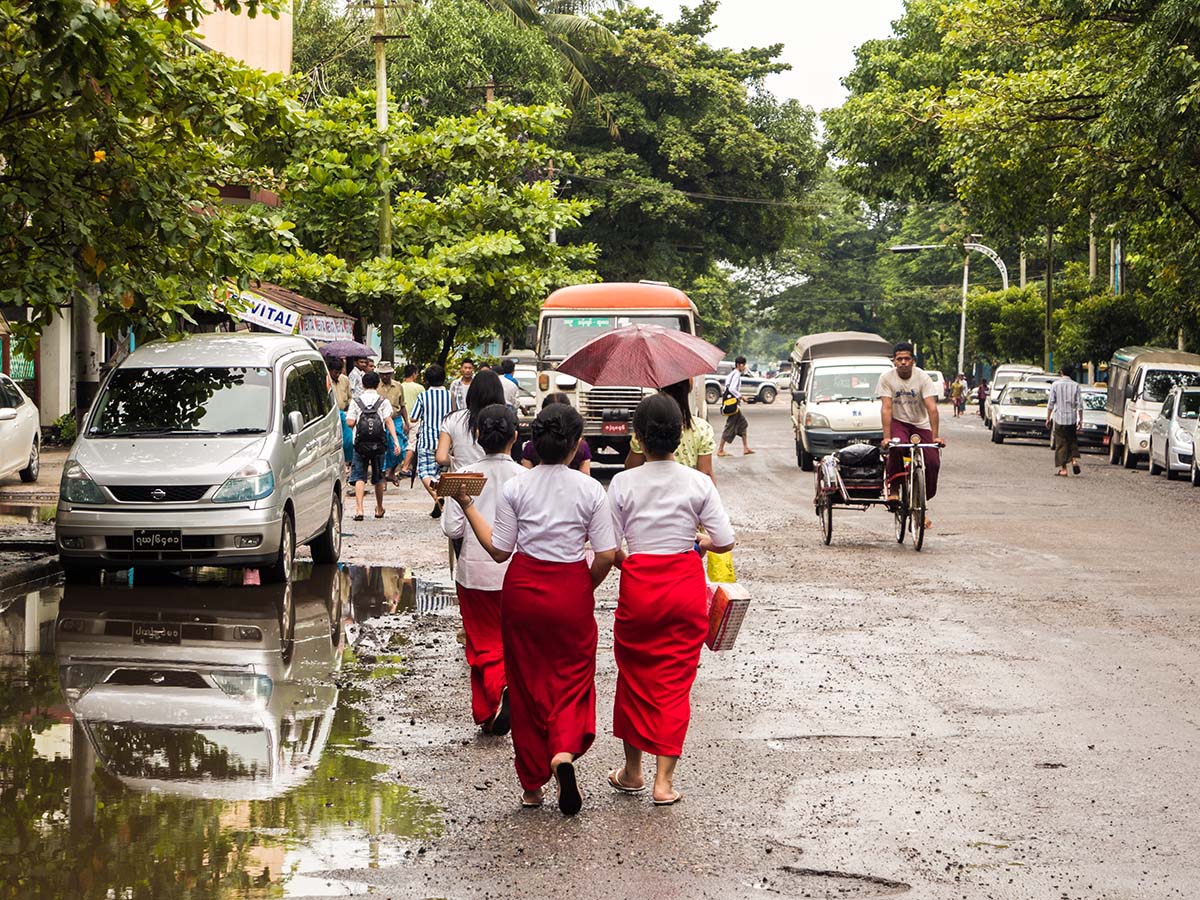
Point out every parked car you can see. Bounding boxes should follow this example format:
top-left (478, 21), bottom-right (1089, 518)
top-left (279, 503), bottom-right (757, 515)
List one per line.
top-left (0, 373), bottom-right (40, 483)
top-left (983, 364), bottom-right (1045, 427)
top-left (990, 381), bottom-right (1051, 443)
top-left (1079, 387), bottom-right (1108, 448)
top-left (1105, 346), bottom-right (1200, 468)
top-left (927, 369), bottom-right (946, 401)
top-left (56, 333), bottom-right (344, 583)
top-left (705, 361), bottom-right (778, 406)
top-left (1147, 386), bottom-right (1200, 480)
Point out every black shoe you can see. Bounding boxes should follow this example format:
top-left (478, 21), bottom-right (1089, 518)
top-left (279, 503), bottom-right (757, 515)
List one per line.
top-left (430, 502), bottom-right (442, 519)
top-left (490, 688), bottom-right (511, 737)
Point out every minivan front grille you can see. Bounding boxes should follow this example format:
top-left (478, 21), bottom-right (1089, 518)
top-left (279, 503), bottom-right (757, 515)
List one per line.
top-left (577, 387), bottom-right (647, 419)
top-left (107, 485), bottom-right (212, 503)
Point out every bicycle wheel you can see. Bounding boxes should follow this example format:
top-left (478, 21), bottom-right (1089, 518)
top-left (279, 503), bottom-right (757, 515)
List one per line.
top-left (819, 496), bottom-right (833, 545)
top-left (893, 477), bottom-right (909, 544)
top-left (910, 466), bottom-right (927, 552)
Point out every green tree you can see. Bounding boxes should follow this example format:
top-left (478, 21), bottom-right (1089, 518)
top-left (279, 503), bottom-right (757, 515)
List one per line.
top-left (260, 96), bottom-right (596, 364)
top-left (559, 4), bottom-right (823, 295)
top-left (0, 0), bottom-right (300, 351)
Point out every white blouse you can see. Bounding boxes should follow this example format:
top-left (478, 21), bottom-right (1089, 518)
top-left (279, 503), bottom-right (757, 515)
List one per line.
top-left (439, 408), bottom-right (485, 471)
top-left (492, 464), bottom-right (617, 563)
top-left (608, 460), bottom-right (735, 555)
top-left (441, 454), bottom-right (527, 591)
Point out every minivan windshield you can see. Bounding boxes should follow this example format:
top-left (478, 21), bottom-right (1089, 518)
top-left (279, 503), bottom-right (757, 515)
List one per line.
top-left (1003, 386), bottom-right (1049, 407)
top-left (88, 367), bottom-right (273, 437)
top-left (1143, 369), bottom-right (1200, 403)
top-left (541, 315), bottom-right (690, 358)
top-left (810, 366), bottom-right (892, 403)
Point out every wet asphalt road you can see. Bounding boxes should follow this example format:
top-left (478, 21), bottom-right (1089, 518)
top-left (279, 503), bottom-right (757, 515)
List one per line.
top-left (328, 400), bottom-right (1200, 900)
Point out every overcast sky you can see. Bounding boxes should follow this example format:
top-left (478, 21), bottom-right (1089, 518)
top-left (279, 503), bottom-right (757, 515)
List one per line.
top-left (634, 0), bottom-right (906, 112)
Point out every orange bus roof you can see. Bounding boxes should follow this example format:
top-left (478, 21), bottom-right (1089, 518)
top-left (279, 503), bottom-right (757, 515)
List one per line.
top-left (544, 282), bottom-right (694, 310)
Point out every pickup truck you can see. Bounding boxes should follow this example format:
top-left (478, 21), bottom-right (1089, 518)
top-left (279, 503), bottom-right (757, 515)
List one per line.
top-left (704, 363), bottom-right (779, 406)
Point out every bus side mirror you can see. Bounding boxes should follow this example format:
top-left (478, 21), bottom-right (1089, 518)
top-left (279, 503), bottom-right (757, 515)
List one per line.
top-left (523, 325), bottom-right (537, 349)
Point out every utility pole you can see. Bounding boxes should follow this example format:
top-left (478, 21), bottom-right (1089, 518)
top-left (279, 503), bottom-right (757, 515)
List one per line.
top-left (1088, 212), bottom-right (1098, 283)
top-left (958, 248), bottom-right (969, 377)
top-left (547, 158), bottom-right (558, 245)
top-left (1044, 224), bottom-right (1054, 372)
top-left (371, 1), bottom-right (407, 363)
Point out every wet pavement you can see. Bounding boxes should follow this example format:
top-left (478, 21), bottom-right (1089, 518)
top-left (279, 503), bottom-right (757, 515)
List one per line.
top-left (4, 402), bottom-right (1200, 898)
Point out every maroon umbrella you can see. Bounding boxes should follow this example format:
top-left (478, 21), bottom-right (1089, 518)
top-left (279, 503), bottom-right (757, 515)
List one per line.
top-left (557, 324), bottom-right (725, 388)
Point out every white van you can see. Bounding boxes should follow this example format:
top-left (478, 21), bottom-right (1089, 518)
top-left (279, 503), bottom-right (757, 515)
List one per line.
top-left (789, 332), bottom-right (894, 471)
top-left (56, 333), bottom-right (345, 582)
top-left (1106, 346), bottom-right (1200, 468)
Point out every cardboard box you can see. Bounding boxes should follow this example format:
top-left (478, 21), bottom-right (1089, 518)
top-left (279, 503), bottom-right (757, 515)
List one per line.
top-left (705, 582), bottom-right (750, 651)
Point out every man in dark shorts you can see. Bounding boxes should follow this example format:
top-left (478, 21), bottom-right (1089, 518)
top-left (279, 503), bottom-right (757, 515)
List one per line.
top-left (346, 372), bottom-right (400, 520)
top-left (717, 356), bottom-right (754, 457)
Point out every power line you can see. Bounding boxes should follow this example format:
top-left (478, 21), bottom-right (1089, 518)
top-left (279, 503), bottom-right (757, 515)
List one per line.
top-left (561, 171), bottom-right (810, 209)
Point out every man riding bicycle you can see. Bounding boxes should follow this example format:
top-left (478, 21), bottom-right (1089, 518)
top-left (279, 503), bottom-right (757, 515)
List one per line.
top-left (875, 342), bottom-right (945, 526)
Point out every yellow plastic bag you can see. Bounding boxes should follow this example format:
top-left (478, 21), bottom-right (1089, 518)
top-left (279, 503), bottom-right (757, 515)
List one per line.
top-left (706, 549), bottom-right (736, 583)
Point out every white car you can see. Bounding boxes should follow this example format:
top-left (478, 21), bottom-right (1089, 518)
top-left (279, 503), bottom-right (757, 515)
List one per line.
top-left (1148, 386), bottom-right (1200, 480)
top-left (0, 373), bottom-right (40, 483)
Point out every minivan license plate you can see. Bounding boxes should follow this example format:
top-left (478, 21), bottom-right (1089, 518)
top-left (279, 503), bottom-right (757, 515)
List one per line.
top-left (133, 529), bottom-right (181, 551)
top-left (601, 421), bottom-right (628, 435)
top-left (133, 622), bottom-right (181, 644)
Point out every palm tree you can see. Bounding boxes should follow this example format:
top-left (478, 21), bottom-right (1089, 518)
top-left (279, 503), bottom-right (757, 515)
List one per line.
top-left (480, 0), bottom-right (623, 136)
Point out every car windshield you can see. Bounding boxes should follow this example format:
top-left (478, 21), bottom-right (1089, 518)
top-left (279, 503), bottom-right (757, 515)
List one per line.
top-left (1004, 387), bottom-right (1049, 407)
top-left (88, 367), bottom-right (272, 437)
top-left (541, 315), bottom-right (689, 358)
top-left (87, 723), bottom-right (269, 781)
top-left (1143, 369), bottom-right (1200, 403)
top-left (1180, 393), bottom-right (1200, 419)
top-left (810, 366), bottom-right (892, 402)
top-left (1083, 392), bottom-right (1106, 411)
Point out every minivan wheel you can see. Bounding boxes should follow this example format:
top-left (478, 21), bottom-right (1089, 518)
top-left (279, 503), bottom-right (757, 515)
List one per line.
top-left (1148, 441), bottom-right (1163, 476)
top-left (1192, 459), bottom-right (1200, 487)
top-left (18, 440), bottom-right (39, 483)
top-left (799, 444), bottom-right (814, 472)
top-left (1108, 433), bottom-right (1121, 465)
top-left (705, 384), bottom-right (721, 406)
top-left (1122, 442), bottom-right (1138, 469)
top-left (262, 515), bottom-right (294, 584)
top-left (310, 491), bottom-right (342, 565)
top-left (61, 561), bottom-right (100, 585)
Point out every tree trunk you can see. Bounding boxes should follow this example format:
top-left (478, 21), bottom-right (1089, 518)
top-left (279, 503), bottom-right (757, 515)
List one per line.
top-left (379, 303), bottom-right (394, 363)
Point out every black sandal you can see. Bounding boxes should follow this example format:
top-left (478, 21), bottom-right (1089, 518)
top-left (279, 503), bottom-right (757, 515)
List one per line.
top-left (555, 761), bottom-right (583, 816)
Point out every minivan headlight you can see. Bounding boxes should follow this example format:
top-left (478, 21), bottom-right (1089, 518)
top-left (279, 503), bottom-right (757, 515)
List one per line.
top-left (805, 412), bottom-right (830, 429)
top-left (60, 462), bottom-right (105, 504)
top-left (213, 460), bottom-right (275, 503)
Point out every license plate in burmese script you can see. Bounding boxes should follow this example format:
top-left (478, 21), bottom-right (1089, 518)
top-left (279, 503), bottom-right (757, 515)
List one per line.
top-left (602, 421), bottom-right (628, 435)
top-left (133, 529), bottom-right (182, 551)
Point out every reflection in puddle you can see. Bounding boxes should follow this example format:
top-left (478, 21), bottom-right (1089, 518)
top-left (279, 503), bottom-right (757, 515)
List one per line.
top-left (344, 564), bottom-right (457, 621)
top-left (0, 563), bottom-right (441, 898)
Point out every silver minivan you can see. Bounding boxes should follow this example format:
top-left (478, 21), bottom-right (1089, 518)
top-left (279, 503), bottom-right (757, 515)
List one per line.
top-left (56, 334), bottom-right (344, 582)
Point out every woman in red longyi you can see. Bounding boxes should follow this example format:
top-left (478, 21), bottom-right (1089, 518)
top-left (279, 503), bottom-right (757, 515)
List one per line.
top-left (440, 404), bottom-right (526, 735)
top-left (450, 403), bottom-right (617, 815)
top-left (606, 394), bottom-right (735, 805)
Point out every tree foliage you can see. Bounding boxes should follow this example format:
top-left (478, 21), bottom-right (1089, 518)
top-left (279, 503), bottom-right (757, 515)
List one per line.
top-left (0, 0), bottom-right (300, 351)
top-left (259, 96), bottom-right (596, 364)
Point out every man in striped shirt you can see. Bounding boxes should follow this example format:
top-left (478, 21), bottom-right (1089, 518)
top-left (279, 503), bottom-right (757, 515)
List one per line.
top-left (1046, 364), bottom-right (1084, 476)
top-left (406, 364), bottom-right (454, 517)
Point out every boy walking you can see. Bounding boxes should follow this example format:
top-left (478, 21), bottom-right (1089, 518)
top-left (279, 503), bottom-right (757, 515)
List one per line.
top-left (407, 364), bottom-right (454, 517)
top-left (346, 372), bottom-right (400, 520)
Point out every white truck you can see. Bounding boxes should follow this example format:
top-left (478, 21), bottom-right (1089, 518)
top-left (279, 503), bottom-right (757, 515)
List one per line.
top-left (528, 282), bottom-right (703, 462)
top-left (1105, 346), bottom-right (1200, 468)
top-left (789, 331), bottom-right (894, 471)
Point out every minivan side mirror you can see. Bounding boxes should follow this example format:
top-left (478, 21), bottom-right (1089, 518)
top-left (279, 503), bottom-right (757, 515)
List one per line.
top-left (285, 410), bottom-right (305, 436)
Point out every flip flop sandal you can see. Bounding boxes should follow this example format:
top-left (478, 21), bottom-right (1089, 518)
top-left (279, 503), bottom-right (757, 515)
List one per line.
top-left (607, 768), bottom-right (646, 794)
top-left (744, 449), bottom-right (756, 455)
top-left (1072, 463), bottom-right (1082, 475)
top-left (652, 790), bottom-right (683, 806)
top-left (352, 514), bottom-right (364, 521)
top-left (520, 792), bottom-right (544, 809)
top-left (374, 510), bottom-right (385, 518)
top-left (555, 761), bottom-right (583, 815)
top-left (489, 689), bottom-right (511, 738)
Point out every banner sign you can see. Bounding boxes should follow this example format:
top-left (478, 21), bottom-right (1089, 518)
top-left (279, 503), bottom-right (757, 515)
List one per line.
top-left (300, 315), bottom-right (355, 341)
top-left (233, 292), bottom-right (299, 335)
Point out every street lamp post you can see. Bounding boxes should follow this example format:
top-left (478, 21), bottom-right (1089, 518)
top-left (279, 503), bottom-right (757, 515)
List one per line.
top-left (888, 240), bottom-right (1009, 377)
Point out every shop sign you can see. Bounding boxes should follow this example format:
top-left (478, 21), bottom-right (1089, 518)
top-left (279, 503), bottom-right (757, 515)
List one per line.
top-left (234, 292), bottom-right (299, 334)
top-left (301, 315), bottom-right (355, 341)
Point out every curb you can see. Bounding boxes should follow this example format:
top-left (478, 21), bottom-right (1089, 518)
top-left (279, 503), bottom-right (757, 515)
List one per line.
top-left (0, 554), bottom-right (61, 594)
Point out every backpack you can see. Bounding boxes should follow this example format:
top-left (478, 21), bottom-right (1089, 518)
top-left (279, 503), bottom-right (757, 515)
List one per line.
top-left (353, 396), bottom-right (387, 456)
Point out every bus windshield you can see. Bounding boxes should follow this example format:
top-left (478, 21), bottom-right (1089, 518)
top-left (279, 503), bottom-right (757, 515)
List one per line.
top-left (540, 315), bottom-right (690, 358)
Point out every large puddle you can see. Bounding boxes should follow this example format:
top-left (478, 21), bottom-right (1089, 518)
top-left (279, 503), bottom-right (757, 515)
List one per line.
top-left (0, 563), bottom-right (450, 897)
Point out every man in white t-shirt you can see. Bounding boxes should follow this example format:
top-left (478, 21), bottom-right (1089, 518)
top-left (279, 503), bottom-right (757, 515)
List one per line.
top-left (875, 341), bottom-right (944, 512)
top-left (346, 371), bottom-right (400, 521)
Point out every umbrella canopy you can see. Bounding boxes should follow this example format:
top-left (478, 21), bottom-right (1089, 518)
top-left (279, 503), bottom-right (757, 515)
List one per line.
top-left (557, 324), bottom-right (725, 388)
top-left (318, 339), bottom-right (372, 359)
